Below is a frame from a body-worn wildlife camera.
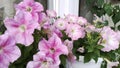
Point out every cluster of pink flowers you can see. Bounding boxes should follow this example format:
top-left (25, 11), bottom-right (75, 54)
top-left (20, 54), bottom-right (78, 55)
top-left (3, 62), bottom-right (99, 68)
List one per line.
top-left (0, 0), bottom-right (44, 67)
top-left (55, 14), bottom-right (87, 40)
top-left (0, 0), bottom-right (120, 68)
top-left (1, 0), bottom-right (69, 68)
top-left (5, 0), bottom-right (43, 46)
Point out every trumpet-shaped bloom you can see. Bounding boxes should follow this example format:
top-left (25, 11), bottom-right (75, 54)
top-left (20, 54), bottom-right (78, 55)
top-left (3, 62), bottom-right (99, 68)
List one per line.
top-left (65, 14), bottom-right (78, 23)
top-left (77, 17), bottom-right (87, 26)
top-left (107, 61), bottom-right (119, 68)
top-left (4, 12), bottom-right (38, 46)
top-left (38, 33), bottom-right (68, 58)
top-left (66, 24), bottom-right (85, 40)
top-left (0, 33), bottom-right (21, 68)
top-left (27, 52), bottom-right (59, 68)
top-left (100, 27), bottom-right (119, 52)
top-left (55, 18), bottom-right (68, 30)
top-left (16, 0), bottom-right (44, 21)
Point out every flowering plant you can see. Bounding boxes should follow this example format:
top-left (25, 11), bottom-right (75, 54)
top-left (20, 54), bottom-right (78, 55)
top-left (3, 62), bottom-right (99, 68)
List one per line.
top-left (0, 0), bottom-right (120, 68)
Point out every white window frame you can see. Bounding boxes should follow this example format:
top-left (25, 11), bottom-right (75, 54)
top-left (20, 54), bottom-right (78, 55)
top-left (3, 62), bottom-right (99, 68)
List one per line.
top-left (48, 0), bottom-right (79, 17)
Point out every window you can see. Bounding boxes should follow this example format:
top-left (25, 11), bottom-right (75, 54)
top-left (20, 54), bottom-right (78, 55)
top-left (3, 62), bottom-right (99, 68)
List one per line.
top-left (48, 0), bottom-right (79, 17)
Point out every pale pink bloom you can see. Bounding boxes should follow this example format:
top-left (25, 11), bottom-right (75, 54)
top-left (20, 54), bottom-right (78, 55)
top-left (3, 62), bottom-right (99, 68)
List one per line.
top-left (107, 61), bottom-right (119, 68)
top-left (66, 24), bottom-right (85, 40)
top-left (100, 27), bottom-right (119, 52)
top-left (46, 10), bottom-right (57, 18)
top-left (54, 18), bottom-right (68, 30)
top-left (65, 14), bottom-right (78, 23)
top-left (4, 13), bottom-right (38, 46)
top-left (27, 52), bottom-right (59, 68)
top-left (104, 58), bottom-right (119, 68)
top-left (16, 0), bottom-right (44, 21)
top-left (77, 17), bottom-right (87, 26)
top-left (38, 33), bottom-right (68, 58)
top-left (77, 47), bottom-right (85, 53)
top-left (64, 40), bottom-right (76, 62)
top-left (0, 33), bottom-right (21, 68)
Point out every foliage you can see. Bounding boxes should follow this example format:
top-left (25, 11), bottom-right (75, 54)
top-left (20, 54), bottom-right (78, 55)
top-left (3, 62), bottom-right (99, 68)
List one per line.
top-left (86, 0), bottom-right (120, 68)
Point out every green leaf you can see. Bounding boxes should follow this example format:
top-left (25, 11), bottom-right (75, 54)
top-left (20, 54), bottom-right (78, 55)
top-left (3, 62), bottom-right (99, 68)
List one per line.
top-left (94, 49), bottom-right (100, 56)
top-left (117, 25), bottom-right (120, 31)
top-left (112, 6), bottom-right (120, 25)
top-left (86, 46), bottom-right (94, 52)
top-left (91, 6), bottom-right (105, 17)
top-left (100, 60), bottom-right (107, 68)
top-left (60, 55), bottom-right (67, 68)
top-left (84, 53), bottom-right (92, 63)
top-left (103, 21), bottom-right (109, 26)
top-left (104, 4), bottom-right (113, 16)
top-left (86, 0), bottom-right (95, 6)
top-left (0, 32), bottom-right (2, 35)
top-left (96, 45), bottom-right (104, 49)
top-left (92, 55), bottom-right (98, 63)
top-left (97, 0), bottom-right (104, 7)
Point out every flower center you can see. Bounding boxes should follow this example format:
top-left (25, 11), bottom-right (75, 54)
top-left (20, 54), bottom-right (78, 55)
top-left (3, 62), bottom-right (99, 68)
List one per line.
top-left (50, 48), bottom-right (55, 54)
top-left (41, 61), bottom-right (49, 68)
top-left (102, 39), bottom-right (106, 44)
top-left (19, 25), bottom-right (26, 32)
top-left (0, 47), bottom-right (3, 54)
top-left (26, 7), bottom-right (32, 12)
top-left (71, 29), bottom-right (75, 33)
top-left (59, 23), bottom-right (63, 26)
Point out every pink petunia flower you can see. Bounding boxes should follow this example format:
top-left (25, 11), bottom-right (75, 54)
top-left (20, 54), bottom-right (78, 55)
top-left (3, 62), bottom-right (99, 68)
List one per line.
top-left (16, 0), bottom-right (44, 21)
top-left (104, 58), bottom-right (119, 68)
top-left (27, 52), bottom-right (59, 68)
top-left (100, 26), bottom-right (119, 52)
top-left (107, 61), bottom-right (119, 68)
top-left (4, 12), bottom-right (38, 46)
top-left (77, 17), bottom-right (88, 26)
top-left (38, 33), bottom-right (68, 58)
top-left (0, 33), bottom-right (21, 68)
top-left (65, 14), bottom-right (78, 23)
top-left (66, 24), bottom-right (85, 40)
top-left (37, 34), bottom-right (68, 66)
top-left (54, 18), bottom-right (68, 30)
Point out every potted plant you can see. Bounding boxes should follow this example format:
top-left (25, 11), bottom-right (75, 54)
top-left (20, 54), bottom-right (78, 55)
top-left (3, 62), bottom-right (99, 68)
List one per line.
top-left (0, 0), bottom-right (120, 68)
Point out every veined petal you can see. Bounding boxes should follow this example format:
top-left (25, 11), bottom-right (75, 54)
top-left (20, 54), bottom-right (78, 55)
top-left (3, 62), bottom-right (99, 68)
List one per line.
top-left (38, 39), bottom-right (50, 51)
